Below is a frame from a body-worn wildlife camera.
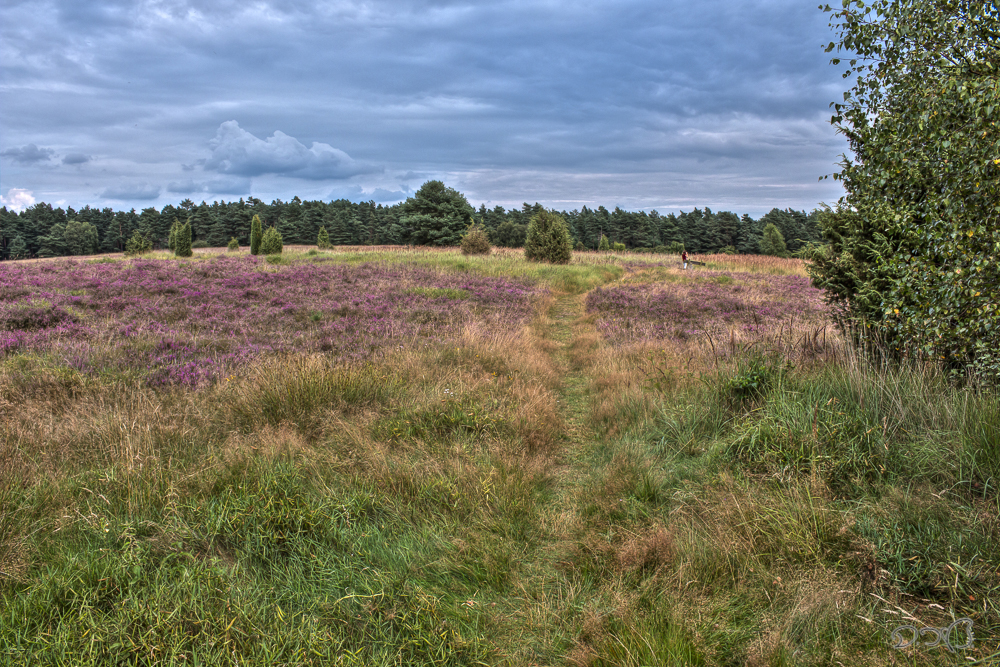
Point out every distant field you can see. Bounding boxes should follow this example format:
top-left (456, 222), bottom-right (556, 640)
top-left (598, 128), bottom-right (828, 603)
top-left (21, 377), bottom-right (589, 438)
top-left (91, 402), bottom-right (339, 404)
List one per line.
top-left (1, 248), bottom-right (997, 666)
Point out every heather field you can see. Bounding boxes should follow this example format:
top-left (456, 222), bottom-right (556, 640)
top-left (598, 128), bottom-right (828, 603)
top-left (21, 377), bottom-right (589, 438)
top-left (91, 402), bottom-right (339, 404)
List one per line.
top-left (1, 248), bottom-right (998, 666)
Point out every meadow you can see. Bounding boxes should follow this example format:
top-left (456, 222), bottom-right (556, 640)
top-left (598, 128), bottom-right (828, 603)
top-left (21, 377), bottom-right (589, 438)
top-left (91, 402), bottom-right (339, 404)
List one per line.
top-left (1, 247), bottom-right (997, 666)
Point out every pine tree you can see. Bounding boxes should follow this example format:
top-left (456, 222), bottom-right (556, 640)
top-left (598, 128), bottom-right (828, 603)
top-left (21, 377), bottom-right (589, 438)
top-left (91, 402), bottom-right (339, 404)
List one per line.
top-left (175, 221), bottom-right (193, 257)
top-left (524, 210), bottom-right (572, 264)
top-left (317, 226), bottom-right (331, 249)
top-left (250, 214), bottom-right (263, 255)
top-left (259, 226), bottom-right (283, 255)
top-left (7, 234), bottom-right (28, 259)
top-left (598, 234), bottom-right (610, 251)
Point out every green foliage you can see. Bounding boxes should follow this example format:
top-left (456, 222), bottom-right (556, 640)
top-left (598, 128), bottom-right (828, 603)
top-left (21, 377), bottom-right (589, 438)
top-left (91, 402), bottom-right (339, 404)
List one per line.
top-left (250, 214), bottom-right (263, 255)
top-left (523, 210), bottom-right (572, 264)
top-left (402, 180), bottom-right (474, 246)
top-left (191, 239), bottom-right (209, 249)
top-left (174, 221), bottom-right (192, 257)
top-left (64, 220), bottom-right (100, 256)
top-left (459, 224), bottom-right (491, 255)
top-left (719, 245), bottom-right (737, 255)
top-left (815, 0), bottom-right (1000, 383)
top-left (666, 241), bottom-right (685, 254)
top-left (259, 226), bottom-right (283, 255)
top-left (123, 229), bottom-right (153, 256)
top-left (493, 221), bottom-right (527, 247)
top-left (597, 234), bottom-right (610, 251)
top-left (7, 234), bottom-right (28, 259)
top-left (611, 242), bottom-right (626, 252)
top-left (759, 223), bottom-right (787, 257)
top-left (227, 237), bottom-right (240, 252)
top-left (168, 218), bottom-right (181, 253)
top-left (317, 226), bottom-right (331, 250)
top-left (574, 240), bottom-right (586, 251)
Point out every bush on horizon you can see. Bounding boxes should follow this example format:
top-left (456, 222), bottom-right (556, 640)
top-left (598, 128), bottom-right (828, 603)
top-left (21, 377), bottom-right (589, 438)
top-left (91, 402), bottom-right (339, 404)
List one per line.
top-left (259, 226), bottom-right (283, 255)
top-left (524, 210), bottom-right (572, 264)
top-left (460, 225), bottom-right (491, 255)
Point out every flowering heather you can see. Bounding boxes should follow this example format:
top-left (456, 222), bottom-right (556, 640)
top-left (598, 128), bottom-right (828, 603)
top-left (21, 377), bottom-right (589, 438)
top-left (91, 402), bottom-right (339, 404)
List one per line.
top-left (586, 270), bottom-right (829, 345)
top-left (0, 256), bottom-right (539, 386)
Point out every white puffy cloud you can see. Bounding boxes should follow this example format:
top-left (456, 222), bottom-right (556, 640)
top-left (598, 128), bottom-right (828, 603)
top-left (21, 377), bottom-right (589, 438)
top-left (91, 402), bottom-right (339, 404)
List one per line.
top-left (1, 144), bottom-right (56, 164)
top-left (1, 188), bottom-right (37, 212)
top-left (204, 121), bottom-right (377, 180)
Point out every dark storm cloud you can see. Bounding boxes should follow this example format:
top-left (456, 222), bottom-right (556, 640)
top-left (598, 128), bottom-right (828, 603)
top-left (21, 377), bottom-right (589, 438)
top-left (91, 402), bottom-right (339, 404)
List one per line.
top-left (62, 153), bottom-right (91, 165)
top-left (2, 144), bottom-right (56, 164)
top-left (0, 0), bottom-right (849, 212)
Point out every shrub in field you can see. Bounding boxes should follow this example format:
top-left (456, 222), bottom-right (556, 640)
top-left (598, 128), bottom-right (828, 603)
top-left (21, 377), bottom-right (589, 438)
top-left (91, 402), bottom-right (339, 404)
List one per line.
top-left (250, 214), bottom-right (263, 255)
top-left (760, 223), bottom-right (788, 257)
top-left (227, 238), bottom-right (240, 251)
top-left (191, 240), bottom-right (209, 249)
top-left (654, 245), bottom-right (667, 253)
top-left (575, 240), bottom-right (586, 251)
top-left (612, 242), bottom-right (626, 252)
top-left (460, 225), bottom-right (491, 255)
top-left (524, 210), bottom-right (572, 264)
top-left (260, 226), bottom-right (283, 255)
top-left (168, 218), bottom-right (181, 253)
top-left (317, 226), bottom-right (331, 250)
top-left (667, 241), bottom-right (685, 254)
top-left (720, 245), bottom-right (737, 255)
top-left (124, 230), bottom-right (152, 256)
top-left (598, 235), bottom-right (610, 251)
top-left (174, 222), bottom-right (193, 257)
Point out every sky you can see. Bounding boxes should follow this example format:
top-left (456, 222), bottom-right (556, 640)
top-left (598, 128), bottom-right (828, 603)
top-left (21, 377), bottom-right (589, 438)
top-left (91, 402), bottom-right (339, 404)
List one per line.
top-left (0, 0), bottom-right (850, 218)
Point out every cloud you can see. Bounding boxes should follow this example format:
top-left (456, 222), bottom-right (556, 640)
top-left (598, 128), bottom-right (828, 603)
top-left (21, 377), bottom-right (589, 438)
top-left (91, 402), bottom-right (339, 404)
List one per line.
top-left (326, 185), bottom-right (409, 203)
top-left (62, 153), bottom-right (91, 165)
top-left (167, 176), bottom-right (252, 195)
top-left (204, 121), bottom-right (378, 180)
top-left (1, 188), bottom-right (37, 212)
top-left (100, 183), bottom-right (162, 200)
top-left (1, 144), bottom-right (56, 164)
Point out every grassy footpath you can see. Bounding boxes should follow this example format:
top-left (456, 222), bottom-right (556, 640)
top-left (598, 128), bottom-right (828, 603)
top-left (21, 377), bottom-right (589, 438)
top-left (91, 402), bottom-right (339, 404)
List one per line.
top-left (1, 249), bottom-right (998, 665)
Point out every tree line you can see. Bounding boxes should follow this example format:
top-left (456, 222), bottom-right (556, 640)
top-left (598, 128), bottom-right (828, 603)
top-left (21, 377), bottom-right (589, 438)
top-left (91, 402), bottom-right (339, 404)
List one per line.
top-left (0, 193), bottom-right (825, 261)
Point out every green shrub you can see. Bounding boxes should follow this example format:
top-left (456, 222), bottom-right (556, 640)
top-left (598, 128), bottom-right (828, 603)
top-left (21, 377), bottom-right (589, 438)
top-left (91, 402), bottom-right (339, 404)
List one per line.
top-left (317, 226), bottom-right (331, 250)
top-left (259, 226), bottom-right (283, 255)
top-left (123, 229), bottom-right (152, 256)
top-left (174, 222), bottom-right (192, 257)
top-left (227, 238), bottom-right (240, 252)
top-left (598, 235), bottom-right (610, 251)
top-left (167, 219), bottom-right (181, 253)
top-left (524, 210), bottom-right (572, 264)
top-left (460, 224), bottom-right (491, 255)
top-left (250, 214), bottom-right (263, 255)
top-left (574, 240), bottom-right (586, 251)
top-left (654, 245), bottom-right (667, 254)
top-left (191, 239), bottom-right (209, 249)
top-left (612, 242), bottom-right (626, 252)
top-left (760, 223), bottom-right (788, 257)
top-left (667, 241), bottom-right (685, 254)
top-left (720, 245), bottom-right (737, 255)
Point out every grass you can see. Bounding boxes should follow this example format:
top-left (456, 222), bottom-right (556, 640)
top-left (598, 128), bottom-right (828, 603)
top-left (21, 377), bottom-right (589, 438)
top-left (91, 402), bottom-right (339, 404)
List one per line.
top-left (1, 248), bottom-right (998, 666)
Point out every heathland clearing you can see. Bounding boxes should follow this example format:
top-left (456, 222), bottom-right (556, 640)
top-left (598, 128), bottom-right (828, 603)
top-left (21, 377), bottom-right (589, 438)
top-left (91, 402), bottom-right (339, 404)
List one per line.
top-left (2, 248), bottom-right (997, 666)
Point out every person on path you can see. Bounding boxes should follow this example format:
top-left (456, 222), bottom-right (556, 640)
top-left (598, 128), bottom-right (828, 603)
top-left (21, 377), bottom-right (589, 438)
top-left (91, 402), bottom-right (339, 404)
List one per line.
top-left (682, 250), bottom-right (688, 270)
